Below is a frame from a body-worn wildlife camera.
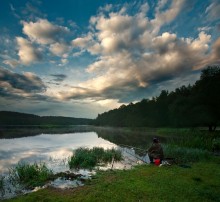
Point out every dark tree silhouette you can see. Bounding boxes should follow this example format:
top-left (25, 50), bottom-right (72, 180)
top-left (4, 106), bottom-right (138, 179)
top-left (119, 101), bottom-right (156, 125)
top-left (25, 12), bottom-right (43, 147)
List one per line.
top-left (94, 65), bottom-right (220, 131)
top-left (192, 66), bottom-right (220, 131)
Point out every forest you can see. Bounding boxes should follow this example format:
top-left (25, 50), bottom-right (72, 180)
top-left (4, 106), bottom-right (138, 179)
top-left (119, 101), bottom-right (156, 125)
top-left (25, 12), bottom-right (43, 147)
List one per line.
top-left (0, 111), bottom-right (92, 126)
top-left (94, 66), bottom-right (220, 131)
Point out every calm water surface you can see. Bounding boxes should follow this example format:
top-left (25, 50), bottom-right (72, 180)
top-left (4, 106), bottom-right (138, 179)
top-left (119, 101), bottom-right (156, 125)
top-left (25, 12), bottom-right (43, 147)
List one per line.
top-left (0, 132), bottom-right (117, 173)
top-left (0, 130), bottom-right (150, 199)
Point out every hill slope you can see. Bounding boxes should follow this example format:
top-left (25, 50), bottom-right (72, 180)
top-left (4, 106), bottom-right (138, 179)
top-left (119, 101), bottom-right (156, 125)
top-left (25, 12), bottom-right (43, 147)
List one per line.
top-left (0, 111), bottom-right (93, 125)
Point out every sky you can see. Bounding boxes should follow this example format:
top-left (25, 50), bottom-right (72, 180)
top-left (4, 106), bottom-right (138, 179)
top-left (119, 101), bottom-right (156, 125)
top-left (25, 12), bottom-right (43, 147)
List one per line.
top-left (0, 0), bottom-right (220, 118)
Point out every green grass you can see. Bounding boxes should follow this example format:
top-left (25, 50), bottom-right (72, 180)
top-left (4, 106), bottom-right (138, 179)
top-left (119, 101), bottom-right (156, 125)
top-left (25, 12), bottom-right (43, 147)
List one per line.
top-left (157, 128), bottom-right (220, 151)
top-left (68, 147), bottom-right (122, 169)
top-left (2, 127), bottom-right (220, 201)
top-left (5, 158), bottom-right (220, 202)
top-left (163, 144), bottom-right (211, 163)
top-left (156, 128), bottom-right (219, 163)
top-left (9, 162), bottom-right (53, 189)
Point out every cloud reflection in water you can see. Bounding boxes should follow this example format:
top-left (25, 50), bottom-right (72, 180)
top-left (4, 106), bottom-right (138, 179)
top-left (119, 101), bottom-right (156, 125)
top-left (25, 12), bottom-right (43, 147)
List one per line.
top-left (0, 132), bottom-right (117, 173)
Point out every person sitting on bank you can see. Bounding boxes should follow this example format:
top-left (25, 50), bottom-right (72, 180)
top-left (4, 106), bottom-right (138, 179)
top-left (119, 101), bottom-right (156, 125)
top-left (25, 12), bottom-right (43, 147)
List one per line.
top-left (148, 137), bottom-right (164, 164)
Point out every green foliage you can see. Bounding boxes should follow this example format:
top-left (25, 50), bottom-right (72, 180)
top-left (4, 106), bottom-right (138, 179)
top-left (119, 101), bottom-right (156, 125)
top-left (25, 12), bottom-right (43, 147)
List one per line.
top-left (68, 147), bottom-right (122, 169)
top-left (158, 128), bottom-right (216, 151)
top-left (94, 66), bottom-right (220, 130)
top-left (7, 160), bottom-right (220, 202)
top-left (9, 162), bottom-right (53, 188)
top-left (156, 128), bottom-right (218, 163)
top-left (0, 111), bottom-right (92, 126)
top-left (163, 144), bottom-right (211, 163)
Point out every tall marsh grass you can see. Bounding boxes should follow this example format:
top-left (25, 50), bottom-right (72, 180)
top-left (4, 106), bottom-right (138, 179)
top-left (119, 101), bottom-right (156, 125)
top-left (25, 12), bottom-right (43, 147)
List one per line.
top-left (68, 147), bottom-right (123, 169)
top-left (163, 144), bottom-right (211, 163)
top-left (156, 128), bottom-right (219, 163)
top-left (158, 128), bottom-right (220, 151)
top-left (9, 162), bottom-right (53, 188)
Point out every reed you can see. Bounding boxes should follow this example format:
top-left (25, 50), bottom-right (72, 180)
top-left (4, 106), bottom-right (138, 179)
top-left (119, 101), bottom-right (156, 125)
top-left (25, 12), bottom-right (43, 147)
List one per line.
top-left (68, 147), bottom-right (122, 169)
top-left (9, 162), bottom-right (53, 188)
top-left (158, 128), bottom-right (220, 151)
top-left (163, 144), bottom-right (211, 163)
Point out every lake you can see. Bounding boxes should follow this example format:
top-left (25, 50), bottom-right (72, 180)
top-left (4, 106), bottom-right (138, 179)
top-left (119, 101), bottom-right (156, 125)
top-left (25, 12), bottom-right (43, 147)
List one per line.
top-left (0, 132), bottom-right (119, 173)
top-left (0, 126), bottom-right (163, 173)
top-left (0, 128), bottom-right (151, 199)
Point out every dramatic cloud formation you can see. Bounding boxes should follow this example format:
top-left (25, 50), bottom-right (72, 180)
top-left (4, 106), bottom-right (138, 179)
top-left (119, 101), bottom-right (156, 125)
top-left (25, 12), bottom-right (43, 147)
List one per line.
top-left (0, 0), bottom-right (219, 117)
top-left (60, 2), bottom-right (217, 103)
top-left (0, 68), bottom-right (46, 98)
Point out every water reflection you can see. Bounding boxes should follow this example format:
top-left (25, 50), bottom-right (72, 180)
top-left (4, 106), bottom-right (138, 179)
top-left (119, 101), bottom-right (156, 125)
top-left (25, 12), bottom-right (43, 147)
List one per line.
top-left (0, 128), bottom-right (158, 200)
top-left (0, 132), bottom-right (117, 173)
top-left (95, 127), bottom-right (166, 154)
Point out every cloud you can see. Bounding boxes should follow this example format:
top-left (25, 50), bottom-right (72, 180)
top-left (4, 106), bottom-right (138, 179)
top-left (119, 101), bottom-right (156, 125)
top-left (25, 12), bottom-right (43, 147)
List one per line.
top-left (72, 0), bottom-right (185, 56)
top-left (65, 2), bottom-right (218, 103)
top-left (50, 74), bottom-right (67, 82)
top-left (198, 26), bottom-right (212, 32)
top-left (3, 60), bottom-right (19, 68)
top-left (0, 67), bottom-right (46, 98)
top-left (16, 37), bottom-right (42, 65)
top-left (205, 1), bottom-right (220, 21)
top-left (22, 19), bottom-right (70, 44)
top-left (195, 37), bottom-right (220, 68)
top-left (151, 0), bottom-right (185, 34)
top-left (49, 42), bottom-right (70, 56)
top-left (2, 1), bottom-right (219, 111)
top-left (72, 34), bottom-right (93, 49)
top-left (9, 3), bottom-right (15, 11)
top-left (21, 2), bottom-right (46, 20)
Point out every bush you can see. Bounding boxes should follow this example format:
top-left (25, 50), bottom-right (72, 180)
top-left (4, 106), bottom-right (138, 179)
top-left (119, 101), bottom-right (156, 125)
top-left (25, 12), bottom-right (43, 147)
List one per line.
top-left (68, 147), bottom-right (122, 169)
top-left (9, 162), bottom-right (53, 188)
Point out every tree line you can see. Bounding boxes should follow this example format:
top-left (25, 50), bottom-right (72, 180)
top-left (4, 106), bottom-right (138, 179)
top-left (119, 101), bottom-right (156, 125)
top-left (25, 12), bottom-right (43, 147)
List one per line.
top-left (94, 66), bottom-right (220, 131)
top-left (0, 111), bottom-right (92, 126)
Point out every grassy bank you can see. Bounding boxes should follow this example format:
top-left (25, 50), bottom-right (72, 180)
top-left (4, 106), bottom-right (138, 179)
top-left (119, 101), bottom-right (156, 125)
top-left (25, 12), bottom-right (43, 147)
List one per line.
top-left (2, 127), bottom-right (220, 201)
top-left (157, 128), bottom-right (219, 150)
top-left (157, 128), bottom-right (220, 163)
top-left (4, 158), bottom-right (220, 202)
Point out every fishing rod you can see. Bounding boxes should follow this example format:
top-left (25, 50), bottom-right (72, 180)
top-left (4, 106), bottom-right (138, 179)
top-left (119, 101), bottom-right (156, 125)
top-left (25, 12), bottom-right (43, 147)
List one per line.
top-left (120, 147), bottom-right (149, 164)
top-left (104, 142), bottom-right (149, 163)
top-left (116, 143), bottom-right (146, 152)
top-left (105, 142), bottom-right (147, 153)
